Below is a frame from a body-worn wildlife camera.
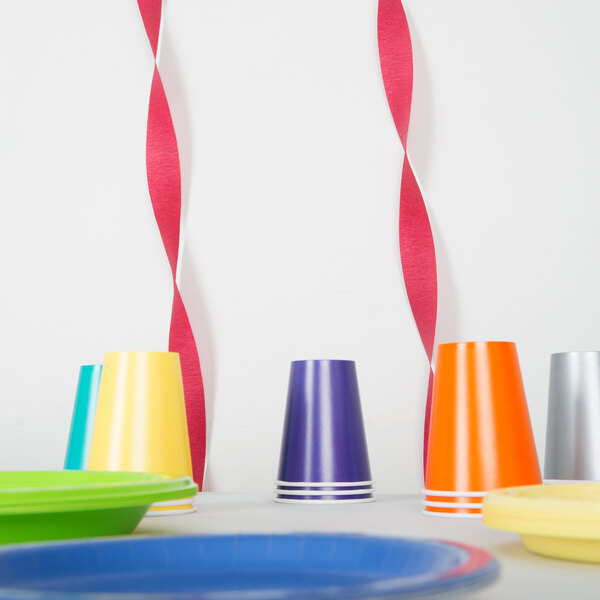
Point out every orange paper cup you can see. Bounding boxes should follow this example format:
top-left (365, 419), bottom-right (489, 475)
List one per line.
top-left (424, 493), bottom-right (485, 505)
top-left (424, 341), bottom-right (541, 517)
top-left (423, 505), bottom-right (483, 518)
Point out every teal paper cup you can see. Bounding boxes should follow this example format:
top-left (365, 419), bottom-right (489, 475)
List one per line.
top-left (64, 365), bottom-right (102, 470)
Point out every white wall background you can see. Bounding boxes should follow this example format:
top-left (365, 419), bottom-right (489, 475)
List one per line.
top-left (1, 0), bottom-right (600, 493)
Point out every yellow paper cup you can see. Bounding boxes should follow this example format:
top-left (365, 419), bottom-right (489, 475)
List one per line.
top-left (87, 352), bottom-right (195, 515)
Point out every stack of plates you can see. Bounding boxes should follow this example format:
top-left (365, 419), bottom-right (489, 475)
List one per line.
top-left (0, 470), bottom-right (197, 545)
top-left (483, 482), bottom-right (600, 563)
top-left (422, 489), bottom-right (488, 518)
top-left (274, 480), bottom-right (375, 504)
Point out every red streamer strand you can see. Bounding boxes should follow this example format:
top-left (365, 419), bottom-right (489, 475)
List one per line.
top-left (378, 0), bottom-right (438, 477)
top-left (137, 0), bottom-right (206, 488)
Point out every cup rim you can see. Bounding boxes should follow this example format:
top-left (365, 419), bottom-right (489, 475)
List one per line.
top-left (422, 509), bottom-right (482, 519)
top-left (276, 480), bottom-right (374, 487)
top-left (150, 496), bottom-right (197, 507)
top-left (146, 504), bottom-right (196, 516)
top-left (274, 496), bottom-right (375, 505)
top-left (543, 478), bottom-right (600, 484)
top-left (422, 489), bottom-right (488, 497)
top-left (275, 487), bottom-right (374, 496)
top-left (422, 500), bottom-right (484, 509)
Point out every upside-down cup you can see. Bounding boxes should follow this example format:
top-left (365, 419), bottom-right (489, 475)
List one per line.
top-left (87, 352), bottom-right (196, 515)
top-left (64, 365), bottom-right (103, 470)
top-left (424, 342), bottom-right (541, 518)
top-left (275, 359), bottom-right (374, 504)
top-left (545, 352), bottom-right (600, 481)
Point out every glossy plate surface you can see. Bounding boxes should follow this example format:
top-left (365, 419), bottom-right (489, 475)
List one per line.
top-left (0, 471), bottom-right (197, 545)
top-left (483, 483), bottom-right (600, 563)
top-left (0, 534), bottom-right (498, 599)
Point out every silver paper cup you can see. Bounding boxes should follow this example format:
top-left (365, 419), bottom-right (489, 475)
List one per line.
top-left (544, 351), bottom-right (600, 480)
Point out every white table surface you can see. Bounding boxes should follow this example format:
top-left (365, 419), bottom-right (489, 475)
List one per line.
top-left (135, 493), bottom-right (600, 599)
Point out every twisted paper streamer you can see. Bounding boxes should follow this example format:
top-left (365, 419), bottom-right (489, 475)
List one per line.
top-left (138, 0), bottom-right (206, 487)
top-left (377, 0), bottom-right (438, 476)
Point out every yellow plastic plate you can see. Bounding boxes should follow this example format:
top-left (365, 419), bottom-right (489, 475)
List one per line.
top-left (483, 483), bottom-right (600, 563)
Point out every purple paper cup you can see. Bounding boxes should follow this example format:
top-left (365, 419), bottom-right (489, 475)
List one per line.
top-left (276, 483), bottom-right (373, 491)
top-left (275, 492), bottom-right (374, 504)
top-left (275, 486), bottom-right (375, 503)
top-left (275, 360), bottom-right (374, 503)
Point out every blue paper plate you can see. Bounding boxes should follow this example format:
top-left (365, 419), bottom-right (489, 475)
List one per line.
top-left (0, 533), bottom-right (499, 599)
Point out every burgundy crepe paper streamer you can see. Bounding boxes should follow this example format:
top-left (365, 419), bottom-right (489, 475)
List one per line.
top-left (137, 0), bottom-right (206, 488)
top-left (377, 0), bottom-right (438, 476)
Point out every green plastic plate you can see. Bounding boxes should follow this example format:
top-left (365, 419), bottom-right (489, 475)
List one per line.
top-left (0, 471), bottom-right (197, 545)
